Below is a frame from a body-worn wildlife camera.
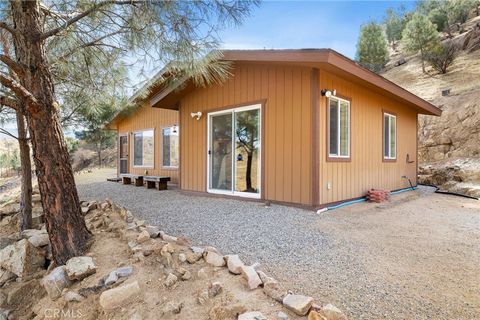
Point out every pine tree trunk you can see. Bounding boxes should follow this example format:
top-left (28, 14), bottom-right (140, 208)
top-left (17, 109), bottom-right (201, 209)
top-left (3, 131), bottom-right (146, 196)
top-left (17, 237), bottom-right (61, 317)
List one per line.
top-left (16, 111), bottom-right (32, 231)
top-left (11, 1), bottom-right (90, 264)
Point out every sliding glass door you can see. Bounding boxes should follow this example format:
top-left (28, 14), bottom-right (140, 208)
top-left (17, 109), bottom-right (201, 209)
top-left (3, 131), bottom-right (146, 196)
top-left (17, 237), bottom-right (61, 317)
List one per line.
top-left (208, 104), bottom-right (261, 198)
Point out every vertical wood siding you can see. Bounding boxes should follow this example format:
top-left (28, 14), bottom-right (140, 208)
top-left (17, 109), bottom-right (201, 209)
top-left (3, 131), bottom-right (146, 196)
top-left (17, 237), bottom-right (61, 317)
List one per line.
top-left (180, 63), bottom-right (313, 205)
top-left (317, 70), bottom-right (418, 204)
top-left (116, 102), bottom-right (179, 184)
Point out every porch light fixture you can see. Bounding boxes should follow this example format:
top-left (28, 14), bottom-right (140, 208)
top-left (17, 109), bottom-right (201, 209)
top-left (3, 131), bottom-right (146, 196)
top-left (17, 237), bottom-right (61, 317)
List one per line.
top-left (172, 124), bottom-right (178, 133)
top-left (190, 111), bottom-right (202, 120)
top-left (321, 89), bottom-right (336, 98)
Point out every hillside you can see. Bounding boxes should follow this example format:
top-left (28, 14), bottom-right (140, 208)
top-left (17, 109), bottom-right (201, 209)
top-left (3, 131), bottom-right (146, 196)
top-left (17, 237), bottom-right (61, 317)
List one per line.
top-left (381, 15), bottom-right (480, 197)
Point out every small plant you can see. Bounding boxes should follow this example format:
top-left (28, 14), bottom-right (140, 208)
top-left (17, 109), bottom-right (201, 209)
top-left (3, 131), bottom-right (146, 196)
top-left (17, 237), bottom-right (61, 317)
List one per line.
top-left (425, 41), bottom-right (460, 74)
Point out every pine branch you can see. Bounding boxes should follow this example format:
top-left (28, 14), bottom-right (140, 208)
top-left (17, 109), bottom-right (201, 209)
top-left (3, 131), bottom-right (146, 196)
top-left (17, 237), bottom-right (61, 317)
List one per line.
top-left (0, 22), bottom-right (17, 37)
top-left (40, 0), bottom-right (142, 40)
top-left (0, 95), bottom-right (19, 111)
top-left (0, 73), bottom-right (38, 107)
top-left (0, 127), bottom-right (18, 140)
top-left (0, 54), bottom-right (24, 76)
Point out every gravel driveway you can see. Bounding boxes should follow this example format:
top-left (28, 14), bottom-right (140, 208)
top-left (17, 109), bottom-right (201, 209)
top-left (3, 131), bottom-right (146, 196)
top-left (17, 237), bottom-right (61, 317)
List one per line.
top-left (77, 170), bottom-right (480, 319)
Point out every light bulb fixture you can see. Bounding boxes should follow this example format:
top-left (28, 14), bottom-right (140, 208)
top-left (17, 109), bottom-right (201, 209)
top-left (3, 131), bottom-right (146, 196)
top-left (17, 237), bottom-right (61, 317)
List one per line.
top-left (321, 89), bottom-right (337, 98)
top-left (172, 124), bottom-right (178, 133)
top-left (190, 111), bottom-right (202, 120)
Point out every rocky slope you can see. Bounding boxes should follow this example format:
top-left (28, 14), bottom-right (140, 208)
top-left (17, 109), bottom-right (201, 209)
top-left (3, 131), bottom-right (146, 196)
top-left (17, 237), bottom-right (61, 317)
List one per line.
top-left (382, 14), bottom-right (480, 197)
top-left (0, 191), bottom-right (346, 320)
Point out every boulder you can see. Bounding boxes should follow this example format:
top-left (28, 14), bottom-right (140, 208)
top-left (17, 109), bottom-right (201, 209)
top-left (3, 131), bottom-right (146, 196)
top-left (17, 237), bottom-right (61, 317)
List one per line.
top-left (315, 304), bottom-right (347, 320)
top-left (238, 311), bottom-right (268, 320)
top-left (0, 268), bottom-right (16, 286)
top-left (0, 238), bottom-right (15, 251)
top-left (163, 300), bottom-right (183, 315)
top-left (136, 230), bottom-right (150, 244)
top-left (278, 311), bottom-right (289, 320)
top-left (178, 253), bottom-right (187, 263)
top-left (99, 281), bottom-right (141, 311)
top-left (21, 229), bottom-right (49, 248)
top-left (104, 266), bottom-right (133, 287)
top-left (65, 256), bottom-right (96, 281)
top-left (226, 254), bottom-right (244, 274)
top-left (240, 265), bottom-right (262, 290)
top-left (145, 225), bottom-right (161, 238)
top-left (160, 231), bottom-right (177, 242)
top-left (282, 294), bottom-right (314, 316)
top-left (204, 251), bottom-right (225, 267)
top-left (186, 252), bottom-right (202, 264)
top-left (42, 266), bottom-right (72, 300)
top-left (63, 291), bottom-right (84, 302)
top-left (257, 271), bottom-right (286, 302)
top-left (164, 273), bottom-right (178, 288)
top-left (0, 239), bottom-right (45, 277)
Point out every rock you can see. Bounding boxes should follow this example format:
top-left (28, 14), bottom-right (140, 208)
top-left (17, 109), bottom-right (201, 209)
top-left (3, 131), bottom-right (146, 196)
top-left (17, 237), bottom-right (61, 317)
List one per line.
top-left (99, 281), bottom-right (141, 311)
top-left (257, 271), bottom-right (286, 302)
top-left (0, 309), bottom-right (9, 320)
top-left (0, 238), bottom-right (15, 251)
top-left (178, 253), bottom-right (187, 263)
top-left (81, 207), bottom-right (89, 214)
top-left (180, 270), bottom-right (191, 281)
top-left (186, 252), bottom-right (202, 264)
top-left (240, 265), bottom-right (262, 290)
top-left (21, 229), bottom-right (49, 248)
top-left (204, 251), bottom-right (225, 267)
top-left (191, 246), bottom-right (205, 254)
top-left (315, 304), bottom-right (347, 320)
top-left (64, 291), bottom-right (84, 302)
top-left (104, 266), bottom-right (133, 287)
top-left (0, 268), bottom-right (16, 286)
top-left (0, 239), bottom-right (45, 277)
top-left (308, 311), bottom-right (326, 320)
top-left (163, 300), bottom-right (183, 315)
top-left (176, 236), bottom-right (190, 246)
top-left (160, 231), bottom-right (177, 242)
top-left (42, 266), bottom-right (72, 300)
top-left (226, 254), bottom-right (244, 275)
top-left (278, 311), bottom-right (289, 320)
top-left (136, 230), bottom-right (150, 244)
top-left (164, 273), bottom-right (178, 288)
top-left (197, 288), bottom-right (210, 305)
top-left (7, 279), bottom-right (44, 305)
top-left (100, 202), bottom-right (110, 211)
top-left (208, 281), bottom-right (223, 298)
top-left (65, 256), bottom-right (96, 281)
top-left (282, 294), bottom-right (314, 316)
top-left (145, 225), bottom-right (161, 238)
top-left (239, 311), bottom-right (268, 320)
top-left (209, 304), bottom-right (247, 320)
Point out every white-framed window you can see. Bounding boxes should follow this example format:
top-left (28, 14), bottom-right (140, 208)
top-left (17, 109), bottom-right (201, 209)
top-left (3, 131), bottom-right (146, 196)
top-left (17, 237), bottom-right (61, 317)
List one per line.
top-left (383, 112), bottom-right (397, 160)
top-left (133, 129), bottom-right (154, 167)
top-left (328, 97), bottom-right (350, 158)
top-left (162, 126), bottom-right (179, 168)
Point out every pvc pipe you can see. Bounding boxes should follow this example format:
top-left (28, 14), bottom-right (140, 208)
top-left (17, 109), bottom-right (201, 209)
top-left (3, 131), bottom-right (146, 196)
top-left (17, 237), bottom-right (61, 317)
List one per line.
top-left (324, 186), bottom-right (418, 212)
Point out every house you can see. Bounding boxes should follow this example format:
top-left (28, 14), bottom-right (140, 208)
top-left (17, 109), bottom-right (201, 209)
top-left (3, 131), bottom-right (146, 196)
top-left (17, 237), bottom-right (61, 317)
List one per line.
top-left (108, 49), bottom-right (441, 208)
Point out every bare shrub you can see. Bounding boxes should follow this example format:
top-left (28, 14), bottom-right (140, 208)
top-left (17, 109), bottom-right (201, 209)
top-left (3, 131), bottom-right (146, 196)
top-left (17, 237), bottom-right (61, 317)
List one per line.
top-left (425, 41), bottom-right (460, 74)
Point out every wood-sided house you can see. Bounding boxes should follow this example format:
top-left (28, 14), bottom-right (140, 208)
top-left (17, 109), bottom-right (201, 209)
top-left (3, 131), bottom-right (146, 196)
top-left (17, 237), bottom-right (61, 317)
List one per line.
top-left (108, 49), bottom-right (441, 208)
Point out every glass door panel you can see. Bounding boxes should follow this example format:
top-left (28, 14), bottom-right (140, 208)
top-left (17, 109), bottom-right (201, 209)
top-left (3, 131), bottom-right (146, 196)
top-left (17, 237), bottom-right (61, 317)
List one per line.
top-left (209, 113), bottom-right (233, 191)
top-left (234, 108), bottom-right (260, 195)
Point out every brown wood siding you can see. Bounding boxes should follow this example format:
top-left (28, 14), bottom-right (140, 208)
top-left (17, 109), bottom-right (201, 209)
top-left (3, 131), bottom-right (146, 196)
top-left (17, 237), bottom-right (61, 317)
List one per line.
top-left (179, 63), bottom-right (313, 205)
top-left (317, 70), bottom-right (418, 204)
top-left (116, 102), bottom-right (179, 184)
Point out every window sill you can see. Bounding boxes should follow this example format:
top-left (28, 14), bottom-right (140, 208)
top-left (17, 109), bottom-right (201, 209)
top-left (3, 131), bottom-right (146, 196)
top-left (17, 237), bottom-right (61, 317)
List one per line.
top-left (161, 166), bottom-right (179, 170)
top-left (327, 156), bottom-right (351, 162)
top-left (383, 158), bottom-right (397, 163)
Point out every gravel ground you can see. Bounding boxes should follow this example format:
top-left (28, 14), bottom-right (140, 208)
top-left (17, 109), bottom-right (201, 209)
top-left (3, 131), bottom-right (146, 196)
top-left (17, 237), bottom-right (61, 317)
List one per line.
top-left (77, 169), bottom-right (480, 319)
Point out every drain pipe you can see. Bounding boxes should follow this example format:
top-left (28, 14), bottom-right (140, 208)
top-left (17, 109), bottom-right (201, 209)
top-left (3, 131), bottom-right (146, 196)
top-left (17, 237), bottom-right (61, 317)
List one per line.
top-left (418, 183), bottom-right (479, 200)
top-left (316, 186), bottom-right (418, 214)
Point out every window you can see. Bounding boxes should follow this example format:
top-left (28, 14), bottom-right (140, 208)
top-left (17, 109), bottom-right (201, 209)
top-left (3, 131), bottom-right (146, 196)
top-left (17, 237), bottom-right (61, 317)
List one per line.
top-left (383, 112), bottom-right (397, 160)
top-left (162, 126), bottom-right (179, 168)
top-left (133, 129), bottom-right (154, 167)
top-left (328, 97), bottom-right (350, 159)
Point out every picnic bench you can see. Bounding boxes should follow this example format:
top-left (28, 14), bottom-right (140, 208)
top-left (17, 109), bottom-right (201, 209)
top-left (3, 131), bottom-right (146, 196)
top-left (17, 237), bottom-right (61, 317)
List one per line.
top-left (120, 174), bottom-right (144, 186)
top-left (144, 176), bottom-right (171, 190)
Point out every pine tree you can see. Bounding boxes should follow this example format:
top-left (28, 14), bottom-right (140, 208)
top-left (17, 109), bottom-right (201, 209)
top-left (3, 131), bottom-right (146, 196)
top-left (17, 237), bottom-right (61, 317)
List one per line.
top-left (402, 13), bottom-right (441, 73)
top-left (356, 22), bottom-right (389, 73)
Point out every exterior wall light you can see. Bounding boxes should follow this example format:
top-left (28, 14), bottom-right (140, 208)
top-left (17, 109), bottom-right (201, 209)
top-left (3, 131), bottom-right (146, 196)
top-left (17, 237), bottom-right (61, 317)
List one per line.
top-left (190, 111), bottom-right (202, 120)
top-left (321, 89), bottom-right (336, 98)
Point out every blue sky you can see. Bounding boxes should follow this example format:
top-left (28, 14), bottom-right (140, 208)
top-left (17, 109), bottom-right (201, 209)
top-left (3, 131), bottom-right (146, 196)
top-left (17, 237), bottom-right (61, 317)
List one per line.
top-left (218, 0), bottom-right (415, 58)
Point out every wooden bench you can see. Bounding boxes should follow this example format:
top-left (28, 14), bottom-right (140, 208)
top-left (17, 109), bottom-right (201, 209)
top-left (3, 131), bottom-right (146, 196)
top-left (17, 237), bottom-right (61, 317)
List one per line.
top-left (120, 174), bottom-right (144, 186)
top-left (144, 176), bottom-right (171, 190)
